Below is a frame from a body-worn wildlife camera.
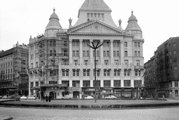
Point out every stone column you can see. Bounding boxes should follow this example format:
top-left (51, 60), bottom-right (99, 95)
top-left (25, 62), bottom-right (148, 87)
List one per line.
top-left (80, 39), bottom-right (83, 65)
top-left (110, 40), bottom-right (114, 65)
top-left (100, 39), bottom-right (104, 66)
top-left (69, 80), bottom-right (72, 87)
top-left (111, 79), bottom-right (114, 87)
top-left (90, 39), bottom-right (93, 65)
top-left (69, 39), bottom-right (73, 65)
top-left (120, 41), bottom-right (124, 66)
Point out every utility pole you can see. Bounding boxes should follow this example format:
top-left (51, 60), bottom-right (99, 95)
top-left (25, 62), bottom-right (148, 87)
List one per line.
top-left (88, 40), bottom-right (103, 102)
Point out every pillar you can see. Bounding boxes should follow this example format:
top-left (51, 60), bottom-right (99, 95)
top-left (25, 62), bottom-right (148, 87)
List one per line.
top-left (110, 40), bottom-right (114, 65)
top-left (80, 39), bottom-right (83, 65)
top-left (69, 39), bottom-right (73, 65)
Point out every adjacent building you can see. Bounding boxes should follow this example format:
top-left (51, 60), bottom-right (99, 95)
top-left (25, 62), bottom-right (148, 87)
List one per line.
top-left (29, 0), bottom-right (144, 99)
top-left (0, 43), bottom-right (28, 96)
top-left (145, 37), bottom-right (179, 98)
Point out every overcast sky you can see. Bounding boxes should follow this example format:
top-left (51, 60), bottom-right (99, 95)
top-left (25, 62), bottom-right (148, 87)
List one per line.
top-left (0, 0), bottom-right (179, 62)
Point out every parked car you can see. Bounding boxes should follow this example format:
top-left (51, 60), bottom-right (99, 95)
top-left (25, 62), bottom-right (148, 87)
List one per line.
top-left (84, 95), bottom-right (94, 99)
top-left (7, 94), bottom-right (20, 101)
top-left (27, 96), bottom-right (36, 100)
top-left (105, 95), bottom-right (117, 99)
top-left (20, 96), bottom-right (27, 100)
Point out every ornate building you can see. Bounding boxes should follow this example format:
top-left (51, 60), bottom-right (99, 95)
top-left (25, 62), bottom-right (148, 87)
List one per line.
top-left (0, 44), bottom-right (28, 96)
top-left (29, 0), bottom-right (144, 99)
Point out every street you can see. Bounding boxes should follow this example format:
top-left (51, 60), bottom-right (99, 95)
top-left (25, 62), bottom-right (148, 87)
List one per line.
top-left (0, 107), bottom-right (179, 120)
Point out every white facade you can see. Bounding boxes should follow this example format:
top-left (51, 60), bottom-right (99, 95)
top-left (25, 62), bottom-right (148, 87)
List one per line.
top-left (29, 0), bottom-right (144, 99)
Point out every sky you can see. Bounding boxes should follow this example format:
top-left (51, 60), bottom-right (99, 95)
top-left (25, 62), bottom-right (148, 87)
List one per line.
top-left (0, 0), bottom-right (179, 62)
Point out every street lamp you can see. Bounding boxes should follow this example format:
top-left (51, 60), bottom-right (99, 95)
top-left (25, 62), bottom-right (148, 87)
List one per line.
top-left (88, 40), bottom-right (103, 102)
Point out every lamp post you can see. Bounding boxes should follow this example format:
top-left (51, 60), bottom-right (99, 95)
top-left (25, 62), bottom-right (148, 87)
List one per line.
top-left (88, 40), bottom-right (103, 102)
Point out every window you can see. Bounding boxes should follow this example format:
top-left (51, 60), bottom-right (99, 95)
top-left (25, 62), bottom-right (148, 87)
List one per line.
top-left (138, 51), bottom-right (140, 57)
top-left (97, 69), bottom-right (100, 76)
top-left (35, 62), bottom-right (38, 67)
top-left (87, 69), bottom-right (90, 76)
top-left (72, 50), bottom-right (75, 57)
top-left (104, 69), bottom-right (107, 76)
top-left (134, 80), bottom-right (142, 87)
top-left (76, 50), bottom-right (79, 57)
top-left (50, 50), bottom-right (53, 56)
top-left (124, 42), bottom-right (128, 47)
top-left (35, 82), bottom-right (39, 87)
top-left (107, 69), bottom-right (110, 76)
top-left (103, 51), bottom-right (106, 57)
top-left (83, 81), bottom-right (90, 87)
top-left (175, 81), bottom-right (178, 87)
top-left (93, 80), bottom-right (100, 87)
top-left (124, 60), bottom-right (129, 66)
top-left (62, 81), bottom-right (69, 87)
top-left (124, 80), bottom-right (131, 87)
top-left (113, 51), bottom-right (116, 57)
top-left (84, 60), bottom-right (88, 65)
top-left (83, 50), bottom-right (85, 57)
top-left (74, 60), bottom-right (78, 65)
top-left (124, 51), bottom-right (128, 57)
top-left (104, 80), bottom-right (111, 87)
top-left (73, 69), bottom-right (75, 76)
top-left (117, 51), bottom-right (120, 57)
top-left (114, 60), bottom-right (119, 65)
top-left (87, 50), bottom-right (90, 57)
top-left (30, 82), bottom-right (33, 88)
top-left (114, 69), bottom-right (120, 76)
top-left (175, 90), bottom-right (178, 97)
top-left (31, 63), bottom-right (33, 68)
top-left (97, 50), bottom-right (100, 57)
top-left (107, 51), bottom-right (110, 57)
top-left (62, 69), bottom-right (65, 76)
top-left (30, 54), bottom-right (33, 60)
top-left (77, 69), bottom-right (80, 76)
top-left (135, 51), bottom-right (137, 56)
top-left (114, 80), bottom-right (121, 87)
top-left (136, 60), bottom-right (140, 66)
top-left (72, 81), bottom-right (80, 87)
top-left (104, 60), bottom-right (109, 65)
top-left (138, 42), bottom-right (140, 47)
top-left (83, 69), bottom-right (86, 76)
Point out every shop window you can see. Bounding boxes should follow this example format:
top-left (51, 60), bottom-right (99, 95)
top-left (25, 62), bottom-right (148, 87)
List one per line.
top-left (124, 80), bottom-right (131, 87)
top-left (83, 81), bottom-right (90, 87)
top-left (93, 80), bottom-right (100, 87)
top-left (114, 80), bottom-right (121, 87)
top-left (104, 80), bottom-right (111, 87)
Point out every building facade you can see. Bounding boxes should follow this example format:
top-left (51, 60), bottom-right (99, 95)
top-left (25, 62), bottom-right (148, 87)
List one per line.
top-left (0, 43), bottom-right (28, 96)
top-left (145, 37), bottom-right (179, 98)
top-left (29, 0), bottom-right (144, 99)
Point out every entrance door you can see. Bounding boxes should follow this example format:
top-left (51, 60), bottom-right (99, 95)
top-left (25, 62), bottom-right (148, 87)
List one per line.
top-left (73, 91), bottom-right (80, 99)
top-left (49, 91), bottom-right (56, 100)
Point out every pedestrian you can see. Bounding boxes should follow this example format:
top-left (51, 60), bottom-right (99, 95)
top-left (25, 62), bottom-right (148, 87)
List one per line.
top-left (45, 95), bottom-right (48, 102)
top-left (48, 95), bottom-right (51, 102)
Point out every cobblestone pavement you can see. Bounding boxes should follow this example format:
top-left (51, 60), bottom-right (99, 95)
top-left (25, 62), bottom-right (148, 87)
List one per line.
top-left (0, 107), bottom-right (179, 120)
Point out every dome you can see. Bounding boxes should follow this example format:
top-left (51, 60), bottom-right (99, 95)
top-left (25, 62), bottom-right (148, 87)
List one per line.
top-left (45, 9), bottom-right (62, 31)
top-left (79, 0), bottom-right (111, 12)
top-left (126, 11), bottom-right (141, 31)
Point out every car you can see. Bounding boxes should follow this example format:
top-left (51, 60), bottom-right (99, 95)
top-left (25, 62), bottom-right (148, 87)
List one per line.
top-left (27, 96), bottom-right (36, 100)
top-left (20, 96), bottom-right (27, 100)
top-left (7, 94), bottom-right (20, 101)
top-left (2, 95), bottom-right (8, 99)
top-left (84, 95), bottom-right (94, 99)
top-left (105, 95), bottom-right (117, 99)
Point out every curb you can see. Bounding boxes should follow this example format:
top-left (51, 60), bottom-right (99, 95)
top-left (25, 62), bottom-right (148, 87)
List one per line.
top-left (1, 101), bottom-right (179, 109)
